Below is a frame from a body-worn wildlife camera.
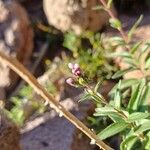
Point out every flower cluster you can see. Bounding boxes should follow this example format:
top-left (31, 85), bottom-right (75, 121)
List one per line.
top-left (66, 63), bottom-right (83, 87)
top-left (68, 63), bottom-right (81, 76)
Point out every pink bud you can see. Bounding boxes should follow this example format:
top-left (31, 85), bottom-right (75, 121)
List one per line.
top-left (74, 70), bottom-right (81, 76)
top-left (72, 68), bottom-right (81, 76)
top-left (73, 63), bottom-right (79, 70)
top-left (66, 78), bottom-right (75, 86)
top-left (68, 63), bottom-right (82, 77)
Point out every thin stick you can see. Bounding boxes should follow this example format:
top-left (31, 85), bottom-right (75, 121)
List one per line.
top-left (0, 52), bottom-right (113, 150)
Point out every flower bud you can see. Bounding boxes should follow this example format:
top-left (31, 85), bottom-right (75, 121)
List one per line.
top-left (73, 63), bottom-right (79, 70)
top-left (68, 63), bottom-right (82, 76)
top-left (74, 69), bottom-right (81, 76)
top-left (66, 78), bottom-right (75, 86)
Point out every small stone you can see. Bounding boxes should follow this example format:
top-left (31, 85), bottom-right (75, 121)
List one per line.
top-left (43, 0), bottom-right (116, 34)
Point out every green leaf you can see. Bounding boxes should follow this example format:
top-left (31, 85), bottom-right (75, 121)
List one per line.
top-left (139, 83), bottom-right (150, 108)
top-left (145, 56), bottom-right (150, 69)
top-left (92, 5), bottom-right (104, 10)
top-left (109, 18), bottom-right (122, 29)
top-left (94, 78), bottom-right (103, 93)
top-left (138, 83), bottom-right (150, 112)
top-left (109, 51), bottom-right (132, 58)
top-left (11, 97), bottom-right (22, 106)
top-left (110, 36), bottom-right (125, 46)
top-left (122, 89), bottom-right (130, 99)
top-left (19, 86), bottom-right (33, 99)
top-left (127, 79), bottom-right (146, 111)
top-left (135, 120), bottom-right (150, 134)
top-left (141, 42), bottom-right (150, 53)
top-left (130, 41), bottom-right (142, 54)
top-left (123, 57), bottom-right (137, 68)
top-left (110, 79), bottom-right (139, 95)
top-left (128, 15), bottom-right (143, 41)
top-left (94, 107), bottom-right (118, 116)
top-left (114, 80), bottom-right (121, 108)
top-left (145, 131), bottom-right (150, 150)
top-left (112, 68), bottom-right (136, 79)
top-left (126, 112), bottom-right (150, 123)
top-left (107, 0), bottom-right (113, 8)
top-left (120, 135), bottom-right (138, 150)
top-left (91, 94), bottom-right (103, 104)
top-left (109, 114), bottom-right (125, 122)
top-left (97, 122), bottom-right (129, 140)
top-left (78, 93), bottom-right (91, 102)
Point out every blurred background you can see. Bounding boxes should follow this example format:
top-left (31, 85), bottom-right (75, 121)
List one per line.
top-left (0, 0), bottom-right (150, 150)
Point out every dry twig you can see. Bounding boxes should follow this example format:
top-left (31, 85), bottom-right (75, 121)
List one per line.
top-left (0, 51), bottom-right (113, 150)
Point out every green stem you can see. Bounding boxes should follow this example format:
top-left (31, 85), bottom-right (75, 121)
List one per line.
top-left (99, 0), bottom-right (128, 43)
top-left (86, 85), bottom-right (145, 141)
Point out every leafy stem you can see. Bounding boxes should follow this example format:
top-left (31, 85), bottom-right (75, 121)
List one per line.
top-left (85, 83), bottom-right (145, 141)
top-left (99, 0), bottom-right (128, 43)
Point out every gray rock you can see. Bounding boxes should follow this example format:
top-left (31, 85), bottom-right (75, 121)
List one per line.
top-left (21, 98), bottom-right (95, 150)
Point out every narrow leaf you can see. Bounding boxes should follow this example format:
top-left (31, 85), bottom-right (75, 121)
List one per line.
top-left (120, 135), bottom-right (138, 150)
top-left (107, 0), bottom-right (113, 8)
top-left (109, 114), bottom-right (125, 122)
top-left (127, 79), bottom-right (145, 111)
top-left (112, 68), bottom-right (136, 79)
top-left (110, 79), bottom-right (139, 95)
top-left (141, 42), bottom-right (150, 53)
top-left (78, 93), bottom-right (91, 102)
top-left (145, 131), bottom-right (150, 149)
top-left (123, 57), bottom-right (137, 68)
top-left (94, 78), bottom-right (103, 93)
top-left (126, 112), bottom-right (150, 123)
top-left (145, 56), bottom-right (150, 69)
top-left (97, 122), bottom-right (129, 140)
top-left (128, 15), bottom-right (143, 40)
top-left (114, 80), bottom-right (121, 108)
top-left (135, 120), bottom-right (150, 134)
top-left (138, 83), bottom-right (150, 112)
top-left (108, 51), bottom-right (132, 58)
top-left (130, 41), bottom-right (142, 54)
top-left (139, 83), bottom-right (150, 106)
top-left (94, 107), bottom-right (118, 116)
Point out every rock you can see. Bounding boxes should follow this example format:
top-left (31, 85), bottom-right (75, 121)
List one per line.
top-left (43, 0), bottom-right (116, 34)
top-left (0, 109), bottom-right (21, 150)
top-left (21, 98), bottom-right (95, 150)
top-left (20, 77), bottom-right (97, 150)
top-left (0, 0), bottom-right (33, 97)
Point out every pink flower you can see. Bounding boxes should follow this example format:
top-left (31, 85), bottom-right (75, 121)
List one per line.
top-left (68, 63), bottom-right (81, 76)
top-left (66, 78), bottom-right (75, 86)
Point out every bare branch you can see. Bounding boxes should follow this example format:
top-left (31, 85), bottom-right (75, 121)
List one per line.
top-left (0, 51), bottom-right (113, 150)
